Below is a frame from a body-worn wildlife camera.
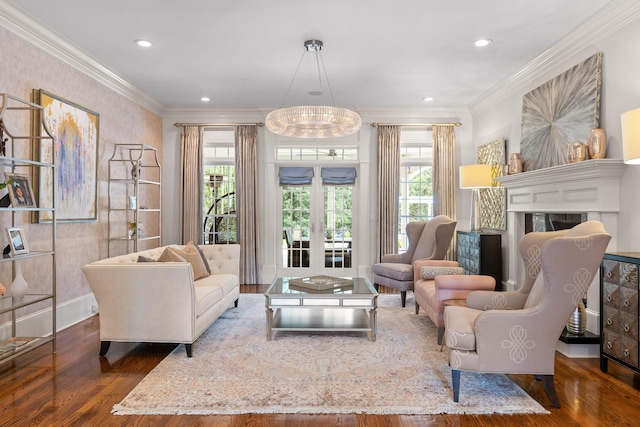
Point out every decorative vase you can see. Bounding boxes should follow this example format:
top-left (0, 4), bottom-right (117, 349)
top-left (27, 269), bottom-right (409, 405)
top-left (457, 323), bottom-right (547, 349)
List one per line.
top-left (10, 261), bottom-right (28, 298)
top-left (567, 142), bottom-right (587, 163)
top-left (587, 128), bottom-right (607, 159)
top-left (566, 300), bottom-right (587, 335)
top-left (508, 153), bottom-right (523, 174)
top-left (502, 164), bottom-right (510, 176)
top-left (0, 282), bottom-right (5, 295)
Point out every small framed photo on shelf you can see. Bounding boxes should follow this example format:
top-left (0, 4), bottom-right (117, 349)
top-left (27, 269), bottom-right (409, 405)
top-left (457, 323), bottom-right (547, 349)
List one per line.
top-left (5, 173), bottom-right (37, 208)
top-left (129, 196), bottom-right (137, 210)
top-left (6, 227), bottom-right (28, 256)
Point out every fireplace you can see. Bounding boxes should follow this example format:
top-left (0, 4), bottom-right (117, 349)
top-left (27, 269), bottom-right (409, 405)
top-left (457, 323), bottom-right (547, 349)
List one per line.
top-left (495, 159), bottom-right (625, 346)
top-left (525, 213), bottom-right (587, 233)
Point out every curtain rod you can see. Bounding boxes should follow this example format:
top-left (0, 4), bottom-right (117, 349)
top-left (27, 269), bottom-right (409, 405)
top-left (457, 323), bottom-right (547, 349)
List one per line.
top-left (174, 122), bottom-right (264, 127)
top-left (370, 122), bottom-right (461, 127)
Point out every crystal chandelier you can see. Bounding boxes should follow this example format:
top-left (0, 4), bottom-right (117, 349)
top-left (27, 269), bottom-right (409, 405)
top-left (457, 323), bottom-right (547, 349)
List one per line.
top-left (266, 40), bottom-right (362, 138)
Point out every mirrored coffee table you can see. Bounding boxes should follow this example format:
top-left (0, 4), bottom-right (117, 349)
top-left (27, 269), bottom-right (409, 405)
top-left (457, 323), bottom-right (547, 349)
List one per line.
top-left (264, 276), bottom-right (378, 341)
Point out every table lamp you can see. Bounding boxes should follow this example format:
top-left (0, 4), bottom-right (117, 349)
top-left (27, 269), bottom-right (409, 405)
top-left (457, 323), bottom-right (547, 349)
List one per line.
top-left (459, 164), bottom-right (493, 232)
top-left (622, 108), bottom-right (640, 164)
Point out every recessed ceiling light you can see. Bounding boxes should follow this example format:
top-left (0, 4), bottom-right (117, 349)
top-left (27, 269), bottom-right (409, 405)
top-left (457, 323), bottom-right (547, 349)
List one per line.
top-left (474, 39), bottom-right (492, 47)
top-left (201, 97), bottom-right (210, 102)
top-left (134, 39), bottom-right (152, 48)
top-left (422, 97), bottom-right (434, 102)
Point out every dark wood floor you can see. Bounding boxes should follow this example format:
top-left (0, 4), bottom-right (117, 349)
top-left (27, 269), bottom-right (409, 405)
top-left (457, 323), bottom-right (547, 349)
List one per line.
top-left (2, 285), bottom-right (640, 426)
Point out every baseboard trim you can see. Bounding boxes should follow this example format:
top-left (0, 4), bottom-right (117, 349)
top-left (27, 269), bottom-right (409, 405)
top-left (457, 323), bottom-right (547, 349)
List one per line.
top-left (0, 293), bottom-right (97, 340)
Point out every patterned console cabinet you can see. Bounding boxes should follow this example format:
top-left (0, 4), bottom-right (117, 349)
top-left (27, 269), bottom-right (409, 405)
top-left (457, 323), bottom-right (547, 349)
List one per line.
top-left (600, 252), bottom-right (640, 374)
top-left (456, 231), bottom-right (503, 291)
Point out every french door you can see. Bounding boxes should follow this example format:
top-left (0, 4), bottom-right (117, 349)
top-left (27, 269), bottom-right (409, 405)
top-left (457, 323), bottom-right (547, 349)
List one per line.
top-left (278, 166), bottom-right (356, 277)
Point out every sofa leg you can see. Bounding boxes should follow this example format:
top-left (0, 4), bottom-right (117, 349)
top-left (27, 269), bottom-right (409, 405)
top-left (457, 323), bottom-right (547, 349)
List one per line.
top-left (400, 291), bottom-right (407, 307)
top-left (373, 283), bottom-right (379, 292)
top-left (415, 301), bottom-right (420, 315)
top-left (437, 327), bottom-right (444, 345)
top-left (99, 341), bottom-right (111, 356)
top-left (234, 298), bottom-right (239, 308)
top-left (185, 343), bottom-right (193, 357)
top-left (541, 374), bottom-right (561, 408)
top-left (452, 369), bottom-right (461, 402)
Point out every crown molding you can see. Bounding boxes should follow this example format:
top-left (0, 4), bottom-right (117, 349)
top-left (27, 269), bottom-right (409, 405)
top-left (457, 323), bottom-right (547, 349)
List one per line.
top-left (0, 0), bottom-right (165, 115)
top-left (469, 0), bottom-right (640, 114)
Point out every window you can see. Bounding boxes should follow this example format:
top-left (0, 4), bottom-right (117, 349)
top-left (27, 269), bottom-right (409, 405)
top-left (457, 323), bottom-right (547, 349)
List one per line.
top-left (203, 129), bottom-right (237, 244)
top-left (398, 128), bottom-right (433, 252)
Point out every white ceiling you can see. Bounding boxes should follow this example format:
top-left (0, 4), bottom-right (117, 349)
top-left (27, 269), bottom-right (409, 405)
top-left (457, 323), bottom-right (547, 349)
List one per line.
top-left (6, 0), bottom-right (611, 111)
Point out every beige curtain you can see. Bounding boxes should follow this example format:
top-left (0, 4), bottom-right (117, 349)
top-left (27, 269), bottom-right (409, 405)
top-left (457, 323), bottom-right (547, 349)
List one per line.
top-left (376, 125), bottom-right (400, 262)
top-left (235, 125), bottom-right (259, 284)
top-left (180, 125), bottom-right (204, 244)
top-left (432, 125), bottom-right (457, 259)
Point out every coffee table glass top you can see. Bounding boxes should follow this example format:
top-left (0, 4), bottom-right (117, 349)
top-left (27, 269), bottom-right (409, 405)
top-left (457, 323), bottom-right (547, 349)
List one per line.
top-left (266, 276), bottom-right (376, 296)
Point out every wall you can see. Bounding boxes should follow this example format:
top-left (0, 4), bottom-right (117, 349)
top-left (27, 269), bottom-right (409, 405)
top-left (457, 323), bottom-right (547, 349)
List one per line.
top-left (0, 26), bottom-right (163, 331)
top-left (471, 11), bottom-right (640, 284)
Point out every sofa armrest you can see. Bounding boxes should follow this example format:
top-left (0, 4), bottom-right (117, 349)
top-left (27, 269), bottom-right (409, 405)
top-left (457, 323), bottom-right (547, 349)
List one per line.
top-left (81, 263), bottom-right (198, 343)
top-left (435, 274), bottom-right (495, 291)
top-left (466, 290), bottom-right (528, 310)
top-left (413, 259), bottom-right (460, 283)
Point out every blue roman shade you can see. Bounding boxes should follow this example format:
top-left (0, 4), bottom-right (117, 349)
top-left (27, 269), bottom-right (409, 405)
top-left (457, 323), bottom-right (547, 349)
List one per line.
top-left (321, 167), bottom-right (357, 185)
top-left (278, 167), bottom-right (314, 186)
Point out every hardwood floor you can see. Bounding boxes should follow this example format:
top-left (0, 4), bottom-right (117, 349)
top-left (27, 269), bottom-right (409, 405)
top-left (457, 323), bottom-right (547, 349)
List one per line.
top-left (2, 285), bottom-right (640, 426)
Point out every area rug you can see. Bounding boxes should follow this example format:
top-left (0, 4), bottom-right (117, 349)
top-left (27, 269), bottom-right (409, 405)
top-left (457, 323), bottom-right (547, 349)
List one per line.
top-left (113, 294), bottom-right (549, 415)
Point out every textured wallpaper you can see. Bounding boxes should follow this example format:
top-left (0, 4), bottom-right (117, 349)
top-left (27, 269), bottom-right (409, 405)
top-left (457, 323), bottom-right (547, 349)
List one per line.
top-left (0, 26), bottom-right (162, 311)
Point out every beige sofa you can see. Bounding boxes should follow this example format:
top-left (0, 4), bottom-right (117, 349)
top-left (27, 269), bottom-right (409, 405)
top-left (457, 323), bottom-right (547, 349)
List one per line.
top-left (81, 243), bottom-right (240, 357)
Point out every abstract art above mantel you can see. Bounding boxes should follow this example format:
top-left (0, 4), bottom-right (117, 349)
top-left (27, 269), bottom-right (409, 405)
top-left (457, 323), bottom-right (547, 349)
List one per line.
top-left (520, 52), bottom-right (602, 171)
top-left (477, 137), bottom-right (506, 230)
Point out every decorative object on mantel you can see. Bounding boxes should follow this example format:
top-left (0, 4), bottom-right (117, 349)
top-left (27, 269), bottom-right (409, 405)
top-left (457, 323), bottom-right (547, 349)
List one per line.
top-left (621, 108), bottom-right (640, 164)
top-left (10, 261), bottom-right (28, 298)
top-left (0, 282), bottom-right (5, 294)
top-left (520, 52), bottom-right (602, 171)
top-left (567, 141), bottom-right (587, 163)
top-left (508, 152), bottom-right (523, 174)
top-left (586, 128), bottom-right (607, 159)
top-left (265, 39), bottom-right (362, 138)
top-left (459, 164), bottom-right (493, 232)
top-left (477, 137), bottom-right (507, 230)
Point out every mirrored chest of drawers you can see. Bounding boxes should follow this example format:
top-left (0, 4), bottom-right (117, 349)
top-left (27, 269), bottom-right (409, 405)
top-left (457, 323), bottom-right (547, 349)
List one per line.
top-left (600, 252), bottom-right (640, 374)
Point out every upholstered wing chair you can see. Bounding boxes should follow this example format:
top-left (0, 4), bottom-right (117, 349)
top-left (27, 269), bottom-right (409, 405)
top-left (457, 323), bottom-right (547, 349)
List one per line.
top-left (372, 215), bottom-right (456, 306)
top-left (444, 221), bottom-right (611, 408)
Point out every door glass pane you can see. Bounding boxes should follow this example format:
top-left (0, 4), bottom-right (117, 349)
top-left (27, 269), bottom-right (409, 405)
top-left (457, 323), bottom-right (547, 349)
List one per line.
top-left (282, 185), bottom-right (311, 268)
top-left (203, 166), bottom-right (236, 244)
top-left (324, 186), bottom-right (352, 269)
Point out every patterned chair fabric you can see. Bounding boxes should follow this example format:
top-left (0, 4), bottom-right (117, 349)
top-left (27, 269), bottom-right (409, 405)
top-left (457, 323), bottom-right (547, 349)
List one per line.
top-left (443, 221), bottom-right (611, 408)
top-left (372, 215), bottom-right (457, 307)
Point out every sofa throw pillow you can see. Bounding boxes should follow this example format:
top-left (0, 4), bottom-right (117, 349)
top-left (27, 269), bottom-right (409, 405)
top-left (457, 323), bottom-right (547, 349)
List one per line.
top-left (185, 241), bottom-right (211, 274)
top-left (137, 255), bottom-right (157, 262)
top-left (159, 246), bottom-right (210, 281)
top-left (157, 247), bottom-right (187, 263)
top-left (420, 266), bottom-right (465, 280)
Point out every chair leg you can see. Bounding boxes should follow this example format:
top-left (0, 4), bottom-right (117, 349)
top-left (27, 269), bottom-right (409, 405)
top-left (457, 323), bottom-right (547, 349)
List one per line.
top-left (400, 291), bottom-right (407, 307)
top-left (452, 369), bottom-right (461, 402)
top-left (99, 341), bottom-right (111, 357)
top-left (541, 375), bottom-right (561, 408)
top-left (373, 283), bottom-right (380, 292)
top-left (415, 301), bottom-right (420, 315)
top-left (437, 327), bottom-right (444, 345)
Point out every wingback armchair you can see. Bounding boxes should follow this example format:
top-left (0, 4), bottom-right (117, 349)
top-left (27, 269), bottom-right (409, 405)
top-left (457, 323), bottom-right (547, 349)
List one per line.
top-left (444, 221), bottom-right (611, 408)
top-left (372, 215), bottom-right (456, 306)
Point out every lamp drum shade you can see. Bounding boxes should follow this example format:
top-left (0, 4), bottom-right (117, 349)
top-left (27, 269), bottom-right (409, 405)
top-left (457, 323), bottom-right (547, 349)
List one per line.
top-left (622, 108), bottom-right (640, 164)
top-left (459, 164), bottom-right (493, 189)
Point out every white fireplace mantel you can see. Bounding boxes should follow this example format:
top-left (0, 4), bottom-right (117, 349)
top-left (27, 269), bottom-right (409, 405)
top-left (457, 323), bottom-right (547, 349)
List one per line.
top-left (493, 159), bottom-right (625, 355)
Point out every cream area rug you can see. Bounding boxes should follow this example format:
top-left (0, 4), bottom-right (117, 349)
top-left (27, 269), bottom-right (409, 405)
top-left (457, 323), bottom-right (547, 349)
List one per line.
top-left (113, 294), bottom-right (549, 415)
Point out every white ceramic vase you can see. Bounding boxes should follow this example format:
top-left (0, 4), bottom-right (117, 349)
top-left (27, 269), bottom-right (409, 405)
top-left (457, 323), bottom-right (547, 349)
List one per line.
top-left (10, 261), bottom-right (28, 298)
